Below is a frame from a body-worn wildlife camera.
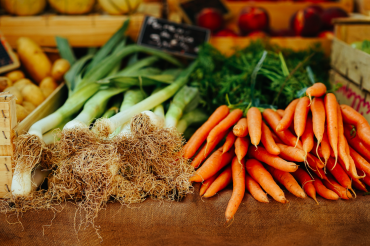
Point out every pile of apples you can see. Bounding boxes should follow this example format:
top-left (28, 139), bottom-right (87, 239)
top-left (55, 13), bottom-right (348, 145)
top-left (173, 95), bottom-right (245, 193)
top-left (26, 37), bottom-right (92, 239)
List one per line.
top-left (196, 5), bottom-right (348, 38)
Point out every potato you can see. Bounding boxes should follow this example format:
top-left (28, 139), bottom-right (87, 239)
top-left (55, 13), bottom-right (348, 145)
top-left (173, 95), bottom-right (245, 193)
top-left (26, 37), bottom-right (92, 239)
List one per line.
top-left (16, 37), bottom-right (52, 84)
top-left (21, 84), bottom-right (45, 106)
top-left (0, 77), bottom-right (12, 91)
top-left (13, 78), bottom-right (32, 91)
top-left (16, 104), bottom-right (29, 122)
top-left (6, 70), bottom-right (25, 82)
top-left (4, 86), bottom-right (23, 104)
top-left (51, 59), bottom-right (70, 81)
top-left (40, 77), bottom-right (58, 98)
top-left (22, 101), bottom-right (36, 113)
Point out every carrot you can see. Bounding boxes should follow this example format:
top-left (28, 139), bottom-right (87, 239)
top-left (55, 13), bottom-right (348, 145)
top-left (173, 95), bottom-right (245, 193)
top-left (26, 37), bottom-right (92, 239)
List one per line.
top-left (276, 99), bottom-right (299, 132)
top-left (248, 146), bottom-right (298, 172)
top-left (276, 109), bottom-right (285, 118)
top-left (191, 130), bottom-right (228, 168)
top-left (190, 147), bottom-right (234, 182)
top-left (276, 143), bottom-right (305, 162)
top-left (261, 122), bottom-right (280, 155)
top-left (263, 109), bottom-right (303, 149)
top-left (246, 159), bottom-right (288, 203)
top-left (324, 93), bottom-right (339, 168)
top-left (308, 153), bottom-right (325, 169)
top-left (207, 109), bottom-right (243, 150)
top-left (203, 166), bottom-right (232, 198)
top-left (311, 97), bottom-right (326, 158)
top-left (350, 169), bottom-right (368, 192)
top-left (320, 129), bottom-right (331, 164)
top-left (199, 172), bottom-right (219, 196)
top-left (223, 131), bottom-right (236, 154)
top-left (247, 107), bottom-right (262, 147)
top-left (322, 176), bottom-right (352, 200)
top-left (301, 114), bottom-right (314, 158)
top-left (306, 154), bottom-right (328, 180)
top-left (294, 97), bottom-right (310, 146)
top-left (268, 166), bottom-right (306, 198)
top-left (306, 83), bottom-right (327, 102)
top-left (291, 168), bottom-right (318, 203)
top-left (359, 168), bottom-right (370, 187)
top-left (340, 104), bottom-right (370, 147)
top-left (235, 137), bottom-right (249, 164)
top-left (312, 174), bottom-right (339, 200)
top-left (271, 131), bottom-right (283, 144)
top-left (233, 118), bottom-right (248, 137)
top-left (344, 124), bottom-right (370, 163)
top-left (350, 146), bottom-right (370, 177)
top-left (184, 105), bottom-right (229, 159)
top-left (326, 157), bottom-right (352, 190)
top-left (337, 106), bottom-right (350, 170)
top-left (348, 155), bottom-right (365, 179)
top-left (225, 157), bottom-right (246, 222)
top-left (245, 174), bottom-right (269, 203)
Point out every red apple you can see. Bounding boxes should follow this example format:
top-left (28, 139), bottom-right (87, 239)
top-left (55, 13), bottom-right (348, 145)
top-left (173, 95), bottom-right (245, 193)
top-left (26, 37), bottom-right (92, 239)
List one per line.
top-left (248, 31), bottom-right (268, 39)
top-left (271, 29), bottom-right (295, 37)
top-left (238, 7), bottom-right (270, 35)
top-left (321, 7), bottom-right (348, 30)
top-left (318, 30), bottom-right (334, 39)
top-left (308, 5), bottom-right (324, 14)
top-left (291, 7), bottom-right (322, 37)
top-left (196, 8), bottom-right (223, 32)
top-left (214, 29), bottom-right (239, 37)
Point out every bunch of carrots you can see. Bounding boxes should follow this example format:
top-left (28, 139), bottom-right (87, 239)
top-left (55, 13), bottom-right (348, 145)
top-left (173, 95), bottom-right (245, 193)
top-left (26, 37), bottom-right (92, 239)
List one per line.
top-left (184, 82), bottom-right (370, 222)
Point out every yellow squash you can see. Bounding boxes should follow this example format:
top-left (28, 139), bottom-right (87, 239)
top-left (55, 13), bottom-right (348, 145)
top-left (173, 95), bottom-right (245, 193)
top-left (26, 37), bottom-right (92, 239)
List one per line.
top-left (48, 0), bottom-right (95, 14)
top-left (1, 0), bottom-right (46, 16)
top-left (98, 0), bottom-right (142, 15)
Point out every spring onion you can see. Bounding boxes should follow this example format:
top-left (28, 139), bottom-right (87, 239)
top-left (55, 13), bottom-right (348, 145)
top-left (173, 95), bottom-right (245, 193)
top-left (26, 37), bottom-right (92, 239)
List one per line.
top-left (176, 109), bottom-right (209, 133)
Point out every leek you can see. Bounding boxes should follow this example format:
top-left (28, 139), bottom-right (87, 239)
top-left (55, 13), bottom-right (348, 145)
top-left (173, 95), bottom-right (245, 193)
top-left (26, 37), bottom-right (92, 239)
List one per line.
top-left (165, 86), bottom-right (199, 128)
top-left (176, 109), bottom-right (209, 133)
top-left (102, 95), bottom-right (123, 118)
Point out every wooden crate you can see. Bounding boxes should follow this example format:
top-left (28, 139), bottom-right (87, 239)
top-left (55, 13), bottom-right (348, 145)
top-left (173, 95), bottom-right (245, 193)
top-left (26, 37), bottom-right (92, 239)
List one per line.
top-left (355, 0), bottom-right (370, 16)
top-left (0, 3), bottom-right (162, 48)
top-left (330, 69), bottom-right (370, 123)
top-left (334, 15), bottom-right (370, 44)
top-left (0, 84), bottom-right (68, 198)
top-left (210, 36), bottom-right (332, 56)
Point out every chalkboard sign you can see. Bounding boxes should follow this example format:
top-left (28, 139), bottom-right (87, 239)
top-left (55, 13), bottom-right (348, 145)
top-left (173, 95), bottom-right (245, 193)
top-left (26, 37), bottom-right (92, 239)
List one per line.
top-left (178, 0), bottom-right (231, 24)
top-left (137, 16), bottom-right (210, 59)
top-left (0, 32), bottom-right (20, 74)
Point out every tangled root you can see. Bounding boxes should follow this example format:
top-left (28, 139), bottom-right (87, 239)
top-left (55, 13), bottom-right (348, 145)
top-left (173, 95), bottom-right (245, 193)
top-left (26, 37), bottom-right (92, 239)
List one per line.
top-left (14, 134), bottom-right (45, 173)
top-left (91, 118), bottom-right (113, 139)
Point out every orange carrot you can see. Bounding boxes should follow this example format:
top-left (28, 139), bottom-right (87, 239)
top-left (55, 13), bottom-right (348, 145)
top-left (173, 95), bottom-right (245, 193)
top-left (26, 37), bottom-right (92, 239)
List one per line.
top-left (345, 124), bottom-right (370, 163)
top-left (358, 168), bottom-right (370, 187)
top-left (306, 154), bottom-right (328, 180)
top-left (312, 174), bottom-right (339, 200)
top-left (223, 131), bottom-right (236, 154)
top-left (294, 97), bottom-right (310, 146)
top-left (291, 168), bottom-right (318, 203)
top-left (276, 143), bottom-right (305, 162)
top-left (233, 118), bottom-right (248, 137)
top-left (276, 109), bottom-right (285, 118)
top-left (263, 109), bottom-right (303, 149)
top-left (306, 83), bottom-right (327, 101)
top-left (276, 98), bottom-right (299, 132)
top-left (324, 93), bottom-right (339, 167)
top-left (308, 153), bottom-right (325, 169)
top-left (350, 146), bottom-right (370, 177)
top-left (271, 131), bottom-right (283, 144)
top-left (207, 109), bottom-right (243, 149)
top-left (326, 157), bottom-right (352, 189)
top-left (203, 166), bottom-right (232, 198)
top-left (246, 159), bottom-right (288, 203)
top-left (268, 166), bottom-right (306, 198)
top-left (337, 105), bottom-right (350, 170)
top-left (247, 107), bottom-right (262, 147)
top-left (320, 129), bottom-right (331, 164)
top-left (350, 169), bottom-right (368, 192)
top-left (248, 146), bottom-right (298, 172)
top-left (340, 104), bottom-right (370, 147)
top-left (191, 130), bottom-right (228, 168)
top-left (261, 122), bottom-right (280, 155)
top-left (311, 97), bottom-right (326, 158)
top-left (225, 157), bottom-right (246, 222)
top-left (235, 137), bottom-right (249, 164)
top-left (322, 176), bottom-right (352, 200)
top-left (184, 105), bottom-right (229, 159)
top-left (301, 114), bottom-right (314, 157)
top-left (245, 174), bottom-right (269, 203)
top-left (199, 172), bottom-right (219, 196)
top-left (190, 147), bottom-right (234, 182)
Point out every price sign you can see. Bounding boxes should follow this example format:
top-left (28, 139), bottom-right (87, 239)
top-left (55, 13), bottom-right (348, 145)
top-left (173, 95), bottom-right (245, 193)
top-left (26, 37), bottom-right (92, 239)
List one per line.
top-left (137, 16), bottom-right (210, 59)
top-left (0, 32), bottom-right (20, 74)
top-left (178, 0), bottom-right (231, 24)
